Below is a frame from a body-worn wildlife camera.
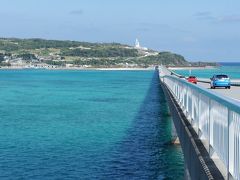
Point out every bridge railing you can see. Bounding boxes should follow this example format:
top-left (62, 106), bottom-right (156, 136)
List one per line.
top-left (161, 74), bottom-right (240, 180)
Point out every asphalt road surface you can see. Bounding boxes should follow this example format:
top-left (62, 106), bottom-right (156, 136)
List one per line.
top-left (197, 82), bottom-right (240, 101)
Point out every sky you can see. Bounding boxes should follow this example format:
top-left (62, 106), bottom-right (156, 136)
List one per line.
top-left (1, 0), bottom-right (240, 62)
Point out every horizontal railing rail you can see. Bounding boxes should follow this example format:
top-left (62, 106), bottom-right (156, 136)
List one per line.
top-left (160, 67), bottom-right (240, 180)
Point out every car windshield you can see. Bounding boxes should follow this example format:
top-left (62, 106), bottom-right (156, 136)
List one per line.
top-left (216, 75), bottom-right (228, 79)
top-left (188, 76), bottom-right (196, 78)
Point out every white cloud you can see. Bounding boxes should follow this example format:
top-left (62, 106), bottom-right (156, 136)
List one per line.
top-left (69, 10), bottom-right (83, 15)
top-left (218, 15), bottom-right (240, 23)
top-left (194, 12), bottom-right (240, 24)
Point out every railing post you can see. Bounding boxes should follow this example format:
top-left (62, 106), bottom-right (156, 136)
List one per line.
top-left (197, 92), bottom-right (200, 135)
top-left (227, 109), bottom-right (230, 180)
top-left (208, 98), bottom-right (211, 154)
top-left (186, 86), bottom-right (189, 121)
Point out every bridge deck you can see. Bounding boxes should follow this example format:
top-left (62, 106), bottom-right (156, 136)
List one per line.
top-left (161, 67), bottom-right (240, 179)
top-left (197, 82), bottom-right (240, 101)
top-left (166, 69), bottom-right (240, 100)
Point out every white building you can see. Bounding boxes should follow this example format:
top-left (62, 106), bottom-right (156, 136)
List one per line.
top-left (134, 38), bottom-right (148, 50)
top-left (135, 39), bottom-right (140, 48)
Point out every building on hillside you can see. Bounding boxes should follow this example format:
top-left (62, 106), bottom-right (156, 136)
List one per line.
top-left (134, 38), bottom-right (148, 50)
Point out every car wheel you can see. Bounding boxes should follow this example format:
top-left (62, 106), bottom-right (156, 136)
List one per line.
top-left (228, 86), bottom-right (231, 89)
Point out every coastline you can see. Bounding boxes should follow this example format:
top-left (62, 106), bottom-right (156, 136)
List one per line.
top-left (97, 67), bottom-right (154, 71)
top-left (0, 66), bottom-right (155, 71)
top-left (0, 65), bottom-right (217, 71)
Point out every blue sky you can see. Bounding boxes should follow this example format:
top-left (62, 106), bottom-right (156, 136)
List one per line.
top-left (1, 0), bottom-right (240, 61)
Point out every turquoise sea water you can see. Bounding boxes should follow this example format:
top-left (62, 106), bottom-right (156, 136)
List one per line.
top-left (174, 62), bottom-right (240, 79)
top-left (0, 70), bottom-right (184, 179)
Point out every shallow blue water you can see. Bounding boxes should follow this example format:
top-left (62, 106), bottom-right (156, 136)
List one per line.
top-left (0, 70), bottom-right (184, 179)
top-left (174, 63), bottom-right (240, 79)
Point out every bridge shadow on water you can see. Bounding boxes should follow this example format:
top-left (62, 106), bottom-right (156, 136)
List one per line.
top-left (101, 71), bottom-right (184, 180)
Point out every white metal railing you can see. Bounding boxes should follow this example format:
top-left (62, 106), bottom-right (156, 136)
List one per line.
top-left (160, 68), bottom-right (240, 180)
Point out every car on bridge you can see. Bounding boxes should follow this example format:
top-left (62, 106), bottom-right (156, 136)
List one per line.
top-left (210, 74), bottom-right (231, 89)
top-left (187, 76), bottom-right (197, 84)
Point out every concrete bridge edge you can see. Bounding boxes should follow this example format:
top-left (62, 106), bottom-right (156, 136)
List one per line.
top-left (160, 79), bottom-right (224, 180)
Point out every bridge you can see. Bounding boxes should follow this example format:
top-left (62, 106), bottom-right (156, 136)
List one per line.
top-left (159, 66), bottom-right (240, 180)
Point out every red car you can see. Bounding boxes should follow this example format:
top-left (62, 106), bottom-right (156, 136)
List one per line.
top-left (187, 76), bottom-right (197, 84)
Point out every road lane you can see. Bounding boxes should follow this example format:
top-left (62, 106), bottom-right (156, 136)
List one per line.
top-left (197, 82), bottom-right (240, 101)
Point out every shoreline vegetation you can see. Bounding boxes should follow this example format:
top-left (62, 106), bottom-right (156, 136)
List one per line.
top-left (0, 38), bottom-right (218, 70)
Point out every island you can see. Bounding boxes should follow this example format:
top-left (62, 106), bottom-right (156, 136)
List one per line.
top-left (0, 38), bottom-right (217, 69)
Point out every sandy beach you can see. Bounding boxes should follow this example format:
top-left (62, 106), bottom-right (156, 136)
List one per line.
top-left (0, 66), bottom-right (155, 71)
top-left (0, 65), bottom-right (217, 71)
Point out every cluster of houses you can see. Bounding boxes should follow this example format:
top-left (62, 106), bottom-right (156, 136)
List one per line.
top-left (0, 53), bottom-right (65, 69)
top-left (0, 53), bottom-right (96, 69)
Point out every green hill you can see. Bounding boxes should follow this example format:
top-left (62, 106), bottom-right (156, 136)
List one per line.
top-left (0, 38), bottom-right (211, 68)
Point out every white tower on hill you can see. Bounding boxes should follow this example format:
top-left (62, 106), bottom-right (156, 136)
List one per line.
top-left (135, 38), bottom-right (140, 48)
top-left (134, 38), bottom-right (148, 50)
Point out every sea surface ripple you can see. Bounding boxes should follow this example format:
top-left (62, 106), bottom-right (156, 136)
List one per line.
top-left (0, 70), bottom-right (184, 179)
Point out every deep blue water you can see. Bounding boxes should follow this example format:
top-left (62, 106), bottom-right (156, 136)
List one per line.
top-left (0, 70), bottom-right (184, 179)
